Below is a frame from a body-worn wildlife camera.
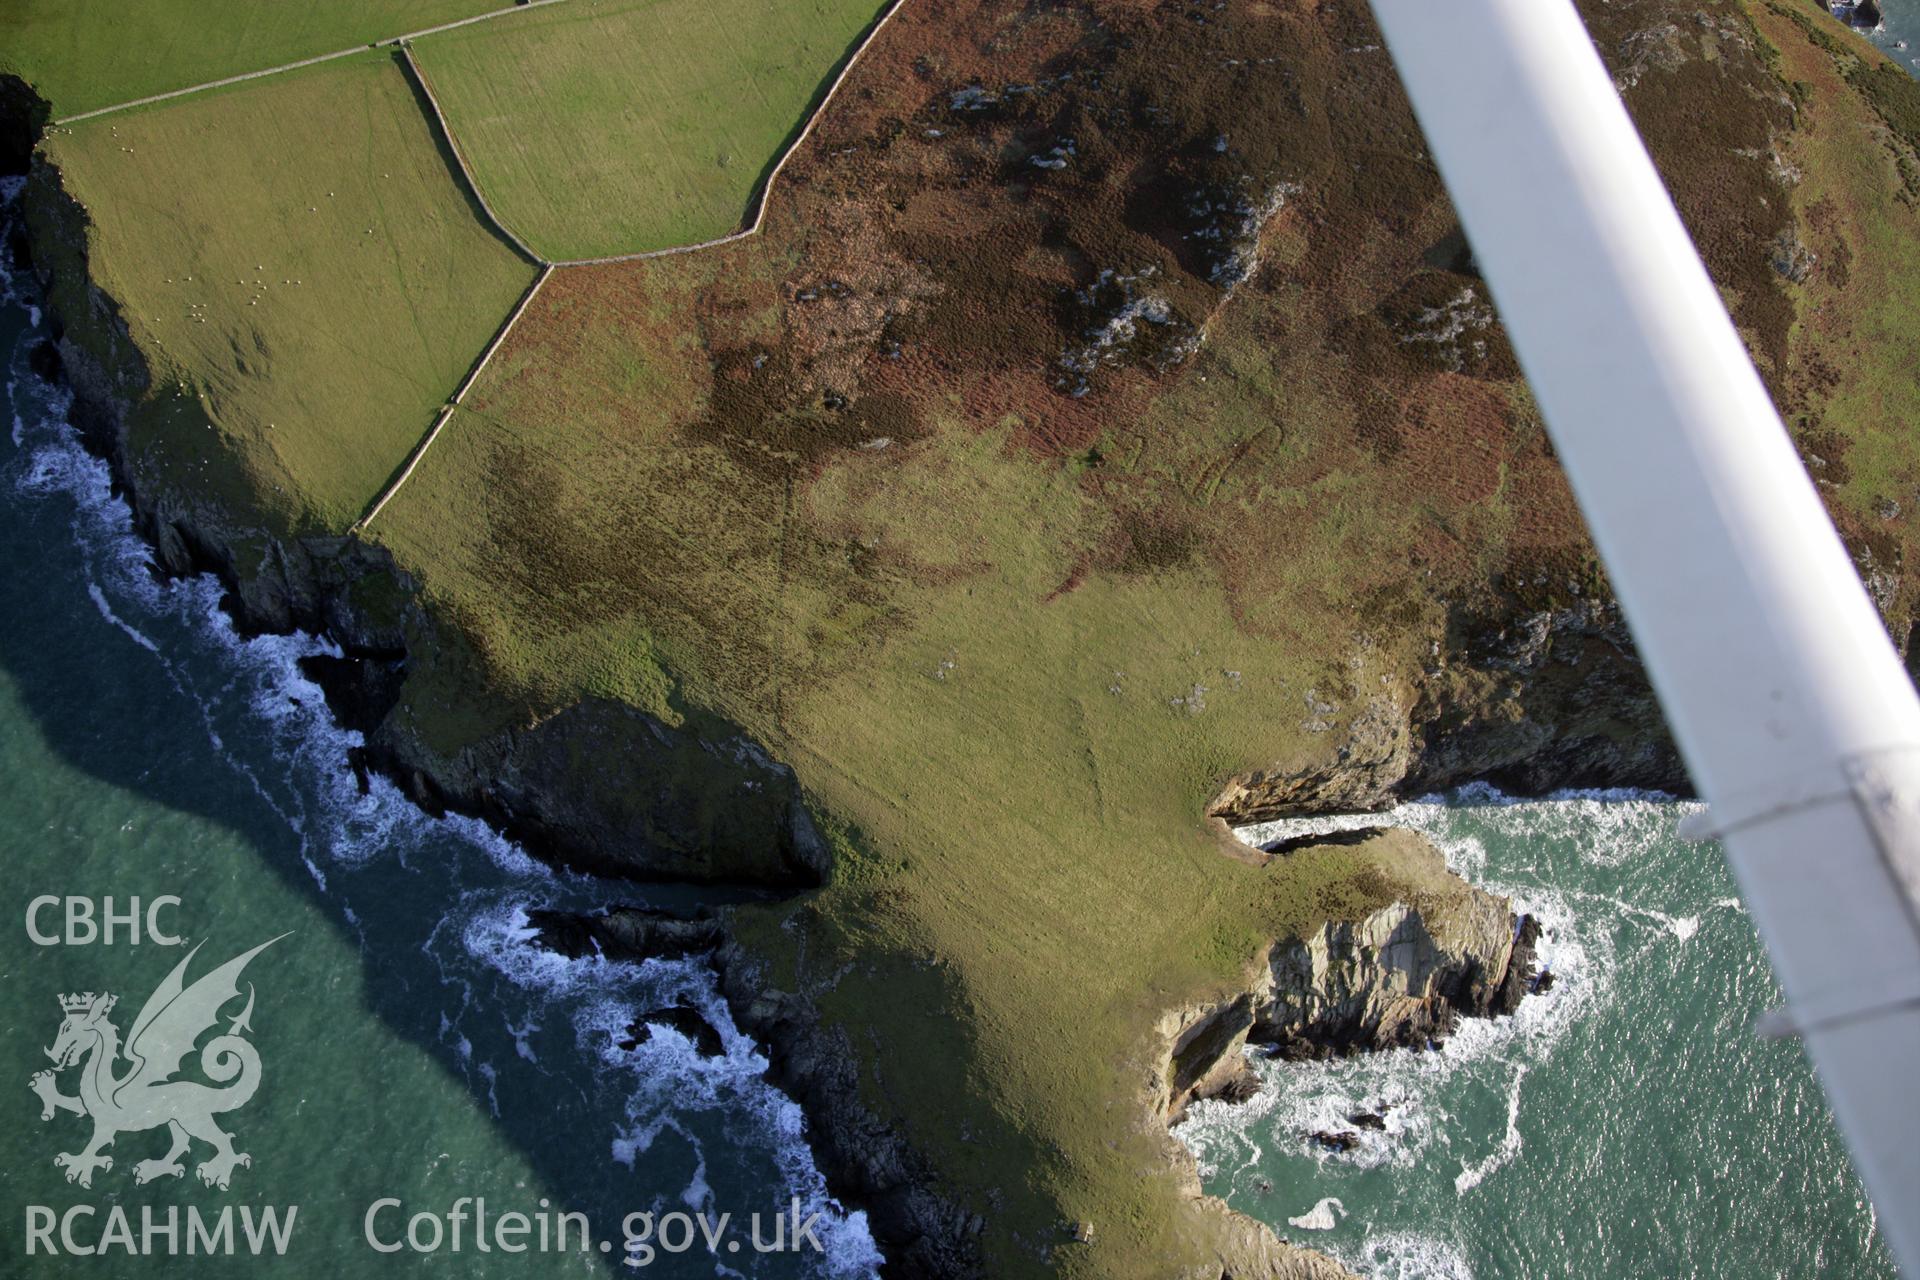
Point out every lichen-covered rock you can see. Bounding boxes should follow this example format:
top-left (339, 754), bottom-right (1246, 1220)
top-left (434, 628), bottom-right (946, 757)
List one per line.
top-left (1156, 829), bottom-right (1538, 1120)
top-left (1256, 894), bottom-right (1516, 1057)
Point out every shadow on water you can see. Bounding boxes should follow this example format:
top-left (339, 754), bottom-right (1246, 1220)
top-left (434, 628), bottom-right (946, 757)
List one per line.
top-left (0, 215), bottom-right (846, 1276)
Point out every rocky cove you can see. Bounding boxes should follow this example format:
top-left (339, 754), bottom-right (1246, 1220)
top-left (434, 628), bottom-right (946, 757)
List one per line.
top-left (1, 12), bottom-right (1871, 1267)
top-left (7, 141), bottom-right (1655, 1277)
top-left (1156, 830), bottom-right (1541, 1130)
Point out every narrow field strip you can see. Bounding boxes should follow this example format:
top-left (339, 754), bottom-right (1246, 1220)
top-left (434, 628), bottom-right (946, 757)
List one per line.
top-left (353, 0), bottom-right (908, 527)
top-left (550, 0), bottom-right (906, 265)
top-left (52, 0), bottom-right (571, 126)
top-left (397, 45), bottom-right (544, 264)
top-left (355, 263), bottom-right (554, 532)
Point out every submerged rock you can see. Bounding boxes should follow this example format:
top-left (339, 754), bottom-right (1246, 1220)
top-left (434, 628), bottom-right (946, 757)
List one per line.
top-left (1304, 1130), bottom-right (1358, 1154)
top-left (526, 904), bottom-right (722, 963)
top-left (620, 1001), bottom-right (725, 1058)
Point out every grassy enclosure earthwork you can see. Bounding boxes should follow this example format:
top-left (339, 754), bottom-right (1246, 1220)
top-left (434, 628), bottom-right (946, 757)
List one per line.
top-left (408, 0), bottom-right (889, 259)
top-left (34, 53), bottom-right (536, 533)
top-left (1, 0), bottom-right (506, 117)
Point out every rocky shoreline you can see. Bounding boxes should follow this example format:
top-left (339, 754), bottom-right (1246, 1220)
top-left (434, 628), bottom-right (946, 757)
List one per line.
top-left (511, 902), bottom-right (988, 1276)
top-left (4, 123), bottom-right (994, 1278)
top-left (518, 856), bottom-right (1546, 1280)
top-left (2, 80), bottom-right (1635, 1280)
top-left (1152, 828), bottom-right (1540, 1130)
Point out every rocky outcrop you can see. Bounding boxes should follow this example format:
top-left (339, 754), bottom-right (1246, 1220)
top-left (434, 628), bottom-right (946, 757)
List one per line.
top-left (1258, 897), bottom-right (1534, 1061)
top-left (368, 698), bottom-right (829, 886)
top-left (1210, 600), bottom-right (1687, 823)
top-left (1153, 829), bottom-right (1539, 1124)
top-left (15, 147), bottom-right (824, 888)
top-left (525, 904), bottom-right (724, 962)
top-left (712, 940), bottom-right (988, 1280)
top-left (1139, 852), bottom-right (1524, 1279)
top-left (1408, 600), bottom-right (1688, 799)
top-left (1207, 694), bottom-right (1413, 820)
top-left (620, 1003), bottom-right (726, 1058)
top-left (0, 77), bottom-right (49, 177)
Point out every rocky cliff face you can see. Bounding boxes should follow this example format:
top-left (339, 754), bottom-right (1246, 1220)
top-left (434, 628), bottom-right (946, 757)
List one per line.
top-left (1258, 897), bottom-right (1536, 1059)
top-left (1209, 600), bottom-right (1687, 824)
top-left (712, 941), bottom-right (989, 1280)
top-left (16, 151), bottom-right (825, 888)
top-left (1153, 829), bottom-right (1539, 1126)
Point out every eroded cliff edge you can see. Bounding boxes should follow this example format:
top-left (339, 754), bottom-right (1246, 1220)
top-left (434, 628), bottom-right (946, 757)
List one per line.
top-left (12, 0), bottom-right (1919, 1268)
top-left (0, 131), bottom-right (1669, 1280)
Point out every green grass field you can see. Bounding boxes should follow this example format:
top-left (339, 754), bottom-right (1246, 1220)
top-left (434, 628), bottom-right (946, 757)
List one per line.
top-left (23, 0), bottom-right (1920, 1274)
top-left (365, 238), bottom-right (1450, 1273)
top-left (409, 0), bottom-right (885, 259)
top-left (1, 0), bottom-right (507, 117)
top-left (39, 53), bottom-right (536, 533)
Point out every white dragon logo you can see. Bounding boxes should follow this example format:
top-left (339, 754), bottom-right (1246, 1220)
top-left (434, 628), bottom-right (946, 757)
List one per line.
top-left (28, 935), bottom-right (284, 1190)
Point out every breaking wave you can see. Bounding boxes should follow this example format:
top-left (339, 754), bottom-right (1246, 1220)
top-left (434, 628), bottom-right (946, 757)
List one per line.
top-left (1, 187), bottom-right (880, 1278)
top-left (1174, 787), bottom-right (1724, 1277)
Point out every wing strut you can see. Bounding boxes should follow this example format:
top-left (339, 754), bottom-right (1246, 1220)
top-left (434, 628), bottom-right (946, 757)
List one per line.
top-left (1368, 2), bottom-right (1920, 1270)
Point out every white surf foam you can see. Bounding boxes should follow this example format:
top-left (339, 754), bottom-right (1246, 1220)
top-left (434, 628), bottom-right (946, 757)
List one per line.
top-left (0, 186), bottom-right (884, 1278)
top-left (1337, 1230), bottom-right (1477, 1280)
top-left (1453, 1064), bottom-right (1525, 1195)
top-left (1288, 1196), bottom-right (1348, 1230)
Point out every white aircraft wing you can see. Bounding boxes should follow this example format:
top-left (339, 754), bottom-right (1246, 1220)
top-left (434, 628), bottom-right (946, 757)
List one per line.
top-left (1367, 1), bottom-right (1920, 1271)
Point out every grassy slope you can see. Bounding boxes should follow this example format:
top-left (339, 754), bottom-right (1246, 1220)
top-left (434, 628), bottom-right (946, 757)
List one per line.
top-left (409, 0), bottom-right (885, 259)
top-left (1, 0), bottom-right (504, 117)
top-left (366, 2), bottom-right (1920, 1274)
top-left (370, 234), bottom-right (1421, 1269)
top-left (39, 53), bottom-right (535, 535)
top-left (22, 0), bottom-right (1920, 1274)
top-left (1756, 2), bottom-right (1920, 554)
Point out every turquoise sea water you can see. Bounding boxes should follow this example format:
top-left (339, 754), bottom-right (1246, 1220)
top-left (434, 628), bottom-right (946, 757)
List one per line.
top-left (0, 183), bottom-right (879, 1278)
top-left (3, 14), bottom-right (1915, 1267)
top-left (1179, 13), bottom-right (1918, 1273)
top-left (1180, 795), bottom-right (1897, 1279)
